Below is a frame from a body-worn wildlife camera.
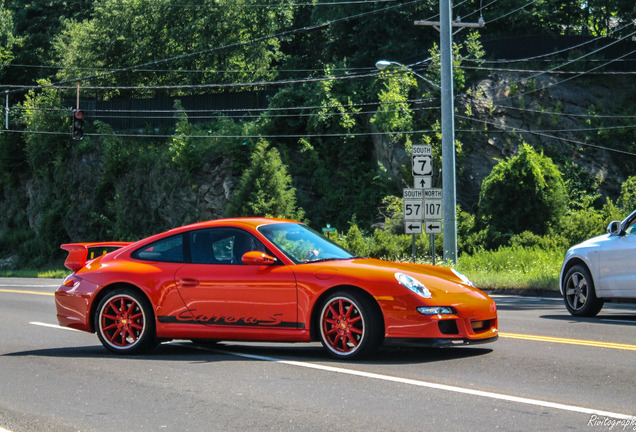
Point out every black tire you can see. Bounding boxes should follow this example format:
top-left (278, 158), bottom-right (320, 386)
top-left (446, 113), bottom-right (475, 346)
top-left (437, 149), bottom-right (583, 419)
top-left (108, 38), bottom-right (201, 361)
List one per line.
top-left (318, 290), bottom-right (383, 360)
top-left (95, 288), bottom-right (158, 354)
top-left (563, 264), bottom-right (604, 317)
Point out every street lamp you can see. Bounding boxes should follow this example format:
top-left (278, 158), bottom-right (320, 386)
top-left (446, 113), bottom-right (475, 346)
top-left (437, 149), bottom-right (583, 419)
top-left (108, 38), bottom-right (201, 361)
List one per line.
top-left (375, 58), bottom-right (457, 264)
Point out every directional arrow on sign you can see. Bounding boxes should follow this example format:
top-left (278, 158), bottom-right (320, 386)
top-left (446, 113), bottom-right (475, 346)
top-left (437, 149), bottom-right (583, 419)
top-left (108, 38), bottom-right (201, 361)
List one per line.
top-left (405, 222), bottom-right (422, 234)
top-left (414, 176), bottom-right (432, 189)
top-left (425, 221), bottom-right (442, 234)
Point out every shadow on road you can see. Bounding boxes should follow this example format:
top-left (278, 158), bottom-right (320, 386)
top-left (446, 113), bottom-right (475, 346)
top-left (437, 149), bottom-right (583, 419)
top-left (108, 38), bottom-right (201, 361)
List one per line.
top-left (2, 340), bottom-right (494, 365)
top-left (539, 314), bottom-right (636, 325)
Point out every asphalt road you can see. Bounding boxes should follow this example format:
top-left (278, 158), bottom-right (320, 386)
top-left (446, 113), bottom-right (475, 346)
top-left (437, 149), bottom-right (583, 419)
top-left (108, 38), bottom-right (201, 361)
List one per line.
top-left (1, 277), bottom-right (635, 432)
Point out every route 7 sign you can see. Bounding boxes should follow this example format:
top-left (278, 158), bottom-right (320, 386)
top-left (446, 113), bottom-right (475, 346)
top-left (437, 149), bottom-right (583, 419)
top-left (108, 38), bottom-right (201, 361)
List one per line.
top-left (412, 145), bottom-right (433, 176)
top-left (412, 155), bottom-right (433, 176)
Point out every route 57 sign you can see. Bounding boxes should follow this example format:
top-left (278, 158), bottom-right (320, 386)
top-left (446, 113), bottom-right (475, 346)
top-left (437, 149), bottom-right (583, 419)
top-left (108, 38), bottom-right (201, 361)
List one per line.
top-left (404, 199), bottom-right (423, 220)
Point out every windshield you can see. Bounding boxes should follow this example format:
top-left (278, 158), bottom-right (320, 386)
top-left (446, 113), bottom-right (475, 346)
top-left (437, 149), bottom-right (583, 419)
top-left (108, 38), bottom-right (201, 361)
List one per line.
top-left (258, 223), bottom-right (354, 264)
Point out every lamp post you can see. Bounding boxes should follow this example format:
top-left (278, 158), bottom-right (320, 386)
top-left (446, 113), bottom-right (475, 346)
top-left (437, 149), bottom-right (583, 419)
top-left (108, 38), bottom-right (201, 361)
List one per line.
top-left (375, 58), bottom-right (457, 264)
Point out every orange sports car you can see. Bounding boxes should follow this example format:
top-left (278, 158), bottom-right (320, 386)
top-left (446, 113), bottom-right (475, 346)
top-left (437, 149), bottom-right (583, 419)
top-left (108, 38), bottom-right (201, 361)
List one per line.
top-left (55, 218), bottom-right (498, 359)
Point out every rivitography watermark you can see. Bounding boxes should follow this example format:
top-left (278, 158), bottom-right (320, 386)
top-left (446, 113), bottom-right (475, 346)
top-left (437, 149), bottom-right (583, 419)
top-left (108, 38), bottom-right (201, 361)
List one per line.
top-left (588, 415), bottom-right (636, 431)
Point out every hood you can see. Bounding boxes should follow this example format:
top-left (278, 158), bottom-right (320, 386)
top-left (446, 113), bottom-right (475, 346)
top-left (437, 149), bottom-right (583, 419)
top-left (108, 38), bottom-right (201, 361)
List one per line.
top-left (303, 257), bottom-right (478, 296)
top-left (569, 233), bottom-right (611, 253)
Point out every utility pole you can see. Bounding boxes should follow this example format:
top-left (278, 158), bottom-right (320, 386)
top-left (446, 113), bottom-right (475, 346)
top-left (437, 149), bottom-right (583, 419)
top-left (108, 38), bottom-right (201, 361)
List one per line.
top-left (415, 2), bottom-right (484, 265)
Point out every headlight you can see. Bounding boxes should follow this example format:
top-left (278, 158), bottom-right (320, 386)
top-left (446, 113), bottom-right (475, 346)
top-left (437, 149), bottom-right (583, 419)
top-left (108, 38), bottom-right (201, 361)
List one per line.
top-left (395, 273), bottom-right (432, 298)
top-left (451, 269), bottom-right (474, 287)
top-left (417, 306), bottom-right (456, 315)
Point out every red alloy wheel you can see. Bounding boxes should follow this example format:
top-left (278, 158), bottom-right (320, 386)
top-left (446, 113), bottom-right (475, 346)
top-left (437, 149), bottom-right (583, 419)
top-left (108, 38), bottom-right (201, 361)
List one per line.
top-left (99, 295), bottom-right (146, 348)
top-left (320, 296), bottom-right (365, 356)
top-left (95, 288), bottom-right (158, 354)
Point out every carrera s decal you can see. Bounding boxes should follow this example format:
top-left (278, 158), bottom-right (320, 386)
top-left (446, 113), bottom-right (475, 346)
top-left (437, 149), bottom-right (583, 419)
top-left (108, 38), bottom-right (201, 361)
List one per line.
top-left (158, 310), bottom-right (299, 329)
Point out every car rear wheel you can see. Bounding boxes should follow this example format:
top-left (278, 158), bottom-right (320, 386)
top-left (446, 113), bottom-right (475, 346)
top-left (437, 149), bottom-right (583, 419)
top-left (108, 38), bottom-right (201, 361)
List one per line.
top-left (318, 291), bottom-right (383, 360)
top-left (95, 288), bottom-right (158, 354)
top-left (563, 264), bottom-right (604, 317)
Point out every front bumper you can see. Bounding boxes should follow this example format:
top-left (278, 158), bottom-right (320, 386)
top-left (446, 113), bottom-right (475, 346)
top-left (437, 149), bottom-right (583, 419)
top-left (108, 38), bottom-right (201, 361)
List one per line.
top-left (383, 334), bottom-right (499, 348)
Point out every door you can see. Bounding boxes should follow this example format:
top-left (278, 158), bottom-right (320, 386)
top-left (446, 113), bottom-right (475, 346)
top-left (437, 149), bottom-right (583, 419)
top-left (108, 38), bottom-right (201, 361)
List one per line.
top-left (598, 220), bottom-right (636, 298)
top-left (174, 227), bottom-right (299, 330)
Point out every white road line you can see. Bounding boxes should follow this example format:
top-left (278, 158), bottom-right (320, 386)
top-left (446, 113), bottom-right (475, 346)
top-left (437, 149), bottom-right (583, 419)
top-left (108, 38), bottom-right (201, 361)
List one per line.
top-left (30, 321), bottom-right (82, 332)
top-left (0, 427), bottom-right (13, 432)
top-left (193, 345), bottom-right (636, 421)
top-left (0, 284), bottom-right (59, 288)
top-left (31, 323), bottom-right (635, 421)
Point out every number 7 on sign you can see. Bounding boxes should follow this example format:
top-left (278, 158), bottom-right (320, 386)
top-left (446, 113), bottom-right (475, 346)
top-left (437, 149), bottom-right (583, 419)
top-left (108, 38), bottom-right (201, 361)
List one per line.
top-left (412, 155), bottom-right (433, 176)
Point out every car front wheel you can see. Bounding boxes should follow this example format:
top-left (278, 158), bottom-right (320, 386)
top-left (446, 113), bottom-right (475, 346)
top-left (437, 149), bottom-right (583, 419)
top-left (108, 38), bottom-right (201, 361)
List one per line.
top-left (95, 288), bottom-right (158, 354)
top-left (318, 291), bottom-right (383, 360)
top-left (563, 264), bottom-right (604, 317)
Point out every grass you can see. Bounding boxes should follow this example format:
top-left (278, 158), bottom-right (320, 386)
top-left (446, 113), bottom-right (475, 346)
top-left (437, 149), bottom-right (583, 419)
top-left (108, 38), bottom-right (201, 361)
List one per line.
top-left (0, 269), bottom-right (69, 279)
top-left (455, 246), bottom-right (564, 292)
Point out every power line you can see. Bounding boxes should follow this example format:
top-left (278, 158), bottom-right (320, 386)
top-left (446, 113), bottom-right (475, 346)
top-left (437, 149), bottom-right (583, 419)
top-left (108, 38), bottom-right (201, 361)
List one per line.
top-left (456, 114), bottom-right (636, 157)
top-left (459, 65), bottom-right (636, 75)
top-left (86, 0), bottom-right (407, 7)
top-left (484, 104), bottom-right (636, 120)
top-left (6, 0), bottom-right (423, 96)
top-left (488, 26), bottom-right (636, 100)
top-left (0, 128), bottom-right (437, 139)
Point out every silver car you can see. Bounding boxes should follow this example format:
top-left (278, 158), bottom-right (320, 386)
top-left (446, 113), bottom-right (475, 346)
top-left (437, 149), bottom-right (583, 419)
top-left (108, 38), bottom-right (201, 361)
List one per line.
top-left (560, 210), bottom-right (636, 317)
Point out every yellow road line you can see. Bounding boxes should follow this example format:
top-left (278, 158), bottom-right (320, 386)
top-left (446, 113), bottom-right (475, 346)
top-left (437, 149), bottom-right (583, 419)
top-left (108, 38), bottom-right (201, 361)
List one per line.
top-left (500, 332), bottom-right (636, 351)
top-left (0, 288), bottom-right (55, 296)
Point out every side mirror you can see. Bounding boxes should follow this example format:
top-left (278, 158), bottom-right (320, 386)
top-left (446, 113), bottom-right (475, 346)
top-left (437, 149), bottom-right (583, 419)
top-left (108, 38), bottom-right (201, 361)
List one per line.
top-left (607, 220), bottom-right (622, 236)
top-left (241, 251), bottom-right (277, 265)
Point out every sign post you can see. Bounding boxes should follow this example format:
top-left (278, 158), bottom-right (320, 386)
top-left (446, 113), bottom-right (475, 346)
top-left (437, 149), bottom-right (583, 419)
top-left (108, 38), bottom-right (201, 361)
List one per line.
top-left (404, 144), bottom-right (443, 263)
top-left (322, 223), bottom-right (336, 240)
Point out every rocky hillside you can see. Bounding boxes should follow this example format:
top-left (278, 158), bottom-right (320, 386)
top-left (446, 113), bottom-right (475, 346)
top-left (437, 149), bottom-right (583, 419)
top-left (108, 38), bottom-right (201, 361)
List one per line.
top-left (371, 72), bottom-right (636, 213)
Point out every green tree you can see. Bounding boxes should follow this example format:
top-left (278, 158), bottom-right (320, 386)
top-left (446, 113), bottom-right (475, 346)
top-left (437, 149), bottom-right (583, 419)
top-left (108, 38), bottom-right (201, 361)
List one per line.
top-left (0, 5), bottom-right (18, 74)
top-left (52, 0), bottom-right (293, 96)
top-left (617, 176), bottom-right (636, 212)
top-left (371, 68), bottom-right (417, 173)
top-left (478, 143), bottom-right (568, 239)
top-left (21, 80), bottom-right (71, 180)
top-left (226, 140), bottom-right (304, 221)
top-left (3, 0), bottom-right (85, 85)
top-left (260, 65), bottom-right (397, 229)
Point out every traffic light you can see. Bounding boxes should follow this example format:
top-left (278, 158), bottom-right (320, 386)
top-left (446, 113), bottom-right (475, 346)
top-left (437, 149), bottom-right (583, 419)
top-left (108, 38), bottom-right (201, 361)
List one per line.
top-left (72, 109), bottom-right (84, 140)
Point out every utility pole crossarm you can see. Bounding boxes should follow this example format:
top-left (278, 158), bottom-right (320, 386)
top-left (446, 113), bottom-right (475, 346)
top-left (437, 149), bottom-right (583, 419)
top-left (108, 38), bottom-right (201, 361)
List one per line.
top-left (414, 20), bottom-right (485, 28)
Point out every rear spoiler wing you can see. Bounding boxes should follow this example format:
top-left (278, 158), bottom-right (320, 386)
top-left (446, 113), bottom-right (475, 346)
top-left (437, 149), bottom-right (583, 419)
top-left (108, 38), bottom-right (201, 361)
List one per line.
top-left (61, 242), bottom-right (132, 272)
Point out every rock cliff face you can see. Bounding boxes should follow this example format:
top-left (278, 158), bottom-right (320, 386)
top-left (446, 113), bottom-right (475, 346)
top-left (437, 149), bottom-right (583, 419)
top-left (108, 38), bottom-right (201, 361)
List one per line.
top-left (372, 73), bottom-right (634, 212)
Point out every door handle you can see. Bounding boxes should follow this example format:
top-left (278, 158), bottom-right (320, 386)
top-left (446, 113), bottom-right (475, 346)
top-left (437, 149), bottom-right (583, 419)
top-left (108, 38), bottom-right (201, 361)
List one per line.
top-left (179, 278), bottom-right (200, 288)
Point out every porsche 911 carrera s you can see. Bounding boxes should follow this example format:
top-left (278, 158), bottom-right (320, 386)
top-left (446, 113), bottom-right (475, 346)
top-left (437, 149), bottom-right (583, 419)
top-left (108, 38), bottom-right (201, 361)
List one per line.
top-left (55, 218), bottom-right (498, 359)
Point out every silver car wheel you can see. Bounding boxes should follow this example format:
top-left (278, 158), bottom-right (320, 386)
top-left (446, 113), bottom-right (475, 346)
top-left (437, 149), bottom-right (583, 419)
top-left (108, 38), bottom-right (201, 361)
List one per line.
top-left (563, 264), bottom-right (603, 317)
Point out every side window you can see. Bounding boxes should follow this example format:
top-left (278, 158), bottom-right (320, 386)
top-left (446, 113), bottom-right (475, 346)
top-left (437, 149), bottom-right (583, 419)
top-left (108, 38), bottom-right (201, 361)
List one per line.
top-left (189, 228), bottom-right (269, 265)
top-left (625, 220), bottom-right (636, 236)
top-left (133, 234), bottom-right (184, 263)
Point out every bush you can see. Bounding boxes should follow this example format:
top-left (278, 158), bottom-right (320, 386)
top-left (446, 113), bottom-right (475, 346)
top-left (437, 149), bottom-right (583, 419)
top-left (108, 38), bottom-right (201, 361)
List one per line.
top-left (478, 143), bottom-right (567, 241)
